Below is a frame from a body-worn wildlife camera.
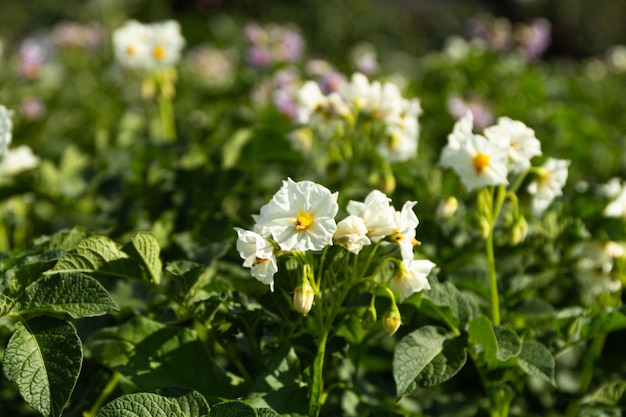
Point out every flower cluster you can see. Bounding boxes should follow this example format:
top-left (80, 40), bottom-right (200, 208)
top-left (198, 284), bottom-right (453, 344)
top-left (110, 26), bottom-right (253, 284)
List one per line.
top-left (288, 72), bottom-right (422, 165)
top-left (440, 111), bottom-right (569, 216)
top-left (235, 178), bottom-right (435, 324)
top-left (112, 20), bottom-right (185, 72)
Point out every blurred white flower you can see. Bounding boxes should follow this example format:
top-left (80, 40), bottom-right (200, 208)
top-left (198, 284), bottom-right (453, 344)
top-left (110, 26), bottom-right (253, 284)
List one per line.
top-left (527, 157), bottom-right (570, 215)
top-left (234, 227), bottom-right (278, 290)
top-left (1, 145), bottom-right (40, 175)
top-left (256, 178), bottom-right (338, 251)
top-left (390, 258), bottom-right (434, 302)
top-left (113, 20), bottom-right (185, 71)
top-left (347, 190), bottom-right (397, 242)
top-left (148, 20), bottom-right (185, 69)
top-left (484, 117), bottom-right (542, 173)
top-left (333, 215), bottom-right (371, 254)
top-left (113, 20), bottom-right (151, 70)
top-left (603, 178), bottom-right (626, 219)
top-left (0, 105), bottom-right (13, 156)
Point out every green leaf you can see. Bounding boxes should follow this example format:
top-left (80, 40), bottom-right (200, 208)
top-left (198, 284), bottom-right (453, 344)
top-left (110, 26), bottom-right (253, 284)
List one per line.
top-left (157, 387), bottom-right (210, 417)
top-left (2, 317), bottom-right (82, 417)
top-left (581, 380), bottom-right (626, 406)
top-left (16, 272), bottom-right (119, 318)
top-left (516, 341), bottom-right (555, 386)
top-left (95, 392), bottom-right (186, 417)
top-left (1, 250), bottom-right (63, 297)
top-left (36, 227), bottom-right (92, 251)
top-left (493, 326), bottom-right (522, 362)
top-left (418, 281), bottom-right (480, 330)
top-left (468, 315), bottom-right (498, 364)
top-left (86, 316), bottom-right (232, 399)
top-left (122, 232), bottom-right (163, 285)
top-left (415, 336), bottom-right (467, 387)
top-left (210, 401), bottom-right (257, 417)
top-left (581, 306), bottom-right (626, 339)
top-left (49, 235), bottom-right (144, 280)
top-left (393, 325), bottom-right (463, 397)
top-left (256, 408), bottom-right (281, 417)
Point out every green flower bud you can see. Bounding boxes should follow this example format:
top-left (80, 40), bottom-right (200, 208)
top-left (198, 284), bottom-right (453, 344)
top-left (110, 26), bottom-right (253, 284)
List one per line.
top-left (509, 216), bottom-right (528, 246)
top-left (361, 305), bottom-right (377, 330)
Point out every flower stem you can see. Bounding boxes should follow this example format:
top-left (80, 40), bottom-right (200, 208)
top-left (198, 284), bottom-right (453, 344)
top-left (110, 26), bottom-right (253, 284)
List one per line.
top-left (308, 328), bottom-right (329, 417)
top-left (82, 371), bottom-right (121, 417)
top-left (486, 229), bottom-right (500, 326)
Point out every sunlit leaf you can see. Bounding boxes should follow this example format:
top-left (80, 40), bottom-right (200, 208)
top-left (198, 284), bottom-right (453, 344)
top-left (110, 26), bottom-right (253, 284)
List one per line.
top-left (16, 272), bottom-right (118, 318)
top-left (122, 232), bottom-right (162, 284)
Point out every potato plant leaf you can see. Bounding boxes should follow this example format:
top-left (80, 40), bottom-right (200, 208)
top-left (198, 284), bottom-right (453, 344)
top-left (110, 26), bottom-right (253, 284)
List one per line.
top-left (122, 231), bottom-right (162, 285)
top-left (393, 325), bottom-right (464, 397)
top-left (157, 387), bottom-right (210, 417)
top-left (49, 235), bottom-right (144, 280)
top-left (95, 392), bottom-right (186, 417)
top-left (2, 317), bottom-right (82, 417)
top-left (210, 401), bottom-right (258, 417)
top-left (516, 341), bottom-right (556, 386)
top-left (16, 272), bottom-right (118, 318)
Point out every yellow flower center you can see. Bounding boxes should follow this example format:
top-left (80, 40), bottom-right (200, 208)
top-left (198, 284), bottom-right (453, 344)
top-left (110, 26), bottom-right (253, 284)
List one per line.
top-left (153, 45), bottom-right (166, 61)
top-left (295, 212), bottom-right (314, 231)
top-left (125, 44), bottom-right (136, 56)
top-left (473, 153), bottom-right (490, 174)
top-left (537, 168), bottom-right (550, 185)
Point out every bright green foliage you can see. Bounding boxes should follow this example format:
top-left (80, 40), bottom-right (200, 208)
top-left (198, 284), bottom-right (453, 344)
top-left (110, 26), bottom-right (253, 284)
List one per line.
top-left (2, 317), bottom-right (82, 417)
top-left (516, 341), bottom-right (556, 386)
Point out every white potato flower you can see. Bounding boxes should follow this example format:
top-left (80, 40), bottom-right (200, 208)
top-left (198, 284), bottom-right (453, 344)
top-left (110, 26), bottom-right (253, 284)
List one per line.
top-left (484, 117), bottom-right (542, 173)
top-left (390, 259), bottom-right (435, 302)
top-left (391, 200), bottom-right (420, 263)
top-left (527, 157), bottom-right (569, 215)
top-left (347, 190), bottom-right (397, 242)
top-left (333, 215), bottom-right (371, 254)
top-left (147, 20), bottom-right (185, 70)
top-left (255, 178), bottom-right (338, 251)
top-left (234, 227), bottom-right (278, 290)
top-left (440, 132), bottom-right (509, 192)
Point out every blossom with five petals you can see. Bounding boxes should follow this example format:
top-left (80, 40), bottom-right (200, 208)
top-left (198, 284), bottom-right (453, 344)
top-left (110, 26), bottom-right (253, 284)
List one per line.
top-left (255, 178), bottom-right (338, 251)
top-left (347, 190), bottom-right (397, 242)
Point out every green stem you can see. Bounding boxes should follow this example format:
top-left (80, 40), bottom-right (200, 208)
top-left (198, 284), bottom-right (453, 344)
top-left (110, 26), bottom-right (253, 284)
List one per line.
top-left (486, 229), bottom-right (500, 326)
top-left (157, 93), bottom-right (176, 142)
top-left (309, 328), bottom-right (330, 417)
top-left (83, 371), bottom-right (121, 417)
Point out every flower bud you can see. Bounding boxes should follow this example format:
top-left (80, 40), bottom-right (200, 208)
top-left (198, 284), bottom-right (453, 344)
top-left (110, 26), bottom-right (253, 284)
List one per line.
top-left (436, 196), bottom-right (459, 220)
top-left (293, 280), bottom-right (314, 314)
top-left (360, 305), bottom-right (377, 330)
top-left (382, 306), bottom-right (401, 336)
top-left (509, 216), bottom-right (528, 246)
